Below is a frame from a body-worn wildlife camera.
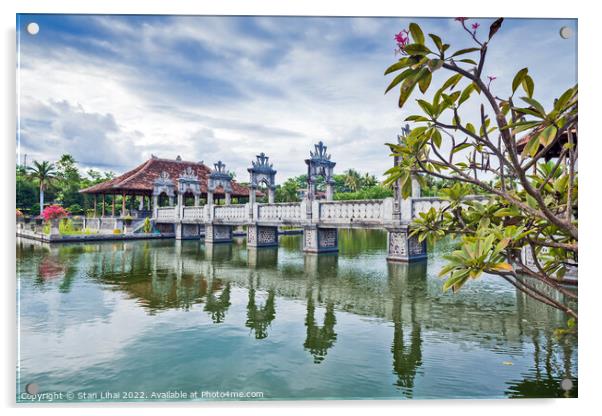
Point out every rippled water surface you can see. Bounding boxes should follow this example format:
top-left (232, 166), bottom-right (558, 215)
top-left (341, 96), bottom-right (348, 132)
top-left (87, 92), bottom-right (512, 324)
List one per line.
top-left (16, 230), bottom-right (577, 401)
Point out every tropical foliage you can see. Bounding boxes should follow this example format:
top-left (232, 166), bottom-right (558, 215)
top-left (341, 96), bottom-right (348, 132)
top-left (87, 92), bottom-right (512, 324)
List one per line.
top-left (384, 18), bottom-right (578, 319)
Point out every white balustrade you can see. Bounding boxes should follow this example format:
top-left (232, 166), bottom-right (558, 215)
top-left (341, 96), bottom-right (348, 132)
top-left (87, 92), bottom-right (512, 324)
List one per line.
top-left (317, 199), bottom-right (386, 224)
top-left (257, 203), bottom-right (303, 222)
top-left (182, 206), bottom-right (208, 222)
top-left (156, 207), bottom-right (176, 221)
top-left (213, 204), bottom-right (248, 222)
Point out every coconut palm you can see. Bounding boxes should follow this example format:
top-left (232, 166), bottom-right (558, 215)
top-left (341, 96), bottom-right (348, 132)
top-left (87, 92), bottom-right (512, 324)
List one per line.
top-left (343, 169), bottom-right (362, 192)
top-left (28, 160), bottom-right (57, 215)
top-left (361, 173), bottom-right (378, 188)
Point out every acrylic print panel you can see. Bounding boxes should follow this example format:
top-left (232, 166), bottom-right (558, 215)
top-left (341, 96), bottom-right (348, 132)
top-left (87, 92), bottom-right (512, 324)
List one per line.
top-left (16, 14), bottom-right (578, 402)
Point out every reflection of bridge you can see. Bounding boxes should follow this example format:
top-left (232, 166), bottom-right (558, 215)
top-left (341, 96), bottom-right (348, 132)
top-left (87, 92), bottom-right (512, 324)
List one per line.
top-left (152, 141), bottom-right (486, 262)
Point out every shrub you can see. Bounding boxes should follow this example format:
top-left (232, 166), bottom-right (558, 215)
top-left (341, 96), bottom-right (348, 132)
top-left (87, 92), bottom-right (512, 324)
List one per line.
top-left (67, 204), bottom-right (83, 215)
top-left (143, 217), bottom-right (152, 233)
top-left (42, 205), bottom-right (69, 221)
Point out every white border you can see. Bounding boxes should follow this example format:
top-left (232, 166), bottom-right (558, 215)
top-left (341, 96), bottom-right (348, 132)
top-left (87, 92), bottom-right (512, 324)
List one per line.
top-left (2, 1), bottom-right (599, 415)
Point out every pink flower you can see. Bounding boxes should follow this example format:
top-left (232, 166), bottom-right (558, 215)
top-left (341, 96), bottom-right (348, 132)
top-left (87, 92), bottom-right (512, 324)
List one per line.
top-left (394, 29), bottom-right (410, 55)
top-left (488, 75), bottom-right (497, 82)
top-left (42, 205), bottom-right (69, 221)
top-left (471, 22), bottom-right (480, 31)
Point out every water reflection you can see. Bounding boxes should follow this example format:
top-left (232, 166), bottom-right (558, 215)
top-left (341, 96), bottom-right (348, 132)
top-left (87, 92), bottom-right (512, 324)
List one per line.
top-left (388, 263), bottom-right (426, 397)
top-left (245, 273), bottom-right (276, 339)
top-left (16, 232), bottom-right (578, 400)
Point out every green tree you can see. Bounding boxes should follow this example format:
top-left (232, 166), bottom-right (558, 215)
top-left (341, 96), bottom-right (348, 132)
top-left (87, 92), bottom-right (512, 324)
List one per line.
top-left (28, 160), bottom-right (57, 215)
top-left (343, 169), bottom-right (362, 192)
top-left (384, 19), bottom-right (577, 319)
top-left (55, 154), bottom-right (84, 208)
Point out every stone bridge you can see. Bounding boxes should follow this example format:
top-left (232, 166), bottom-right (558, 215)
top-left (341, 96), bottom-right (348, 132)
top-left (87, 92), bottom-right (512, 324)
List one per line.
top-left (152, 141), bottom-right (487, 262)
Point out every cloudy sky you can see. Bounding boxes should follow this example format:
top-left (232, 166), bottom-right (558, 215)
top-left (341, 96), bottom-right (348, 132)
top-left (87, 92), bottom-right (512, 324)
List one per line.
top-left (16, 15), bottom-right (577, 181)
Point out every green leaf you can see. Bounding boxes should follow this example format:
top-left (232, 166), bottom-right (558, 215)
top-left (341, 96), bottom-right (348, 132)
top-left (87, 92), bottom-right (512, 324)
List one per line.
top-left (385, 68), bottom-right (417, 94)
top-left (405, 115), bottom-right (430, 122)
top-left (521, 134), bottom-right (540, 158)
top-left (409, 23), bottom-right (425, 45)
top-left (431, 129), bottom-right (442, 148)
top-left (522, 74), bottom-right (534, 98)
top-left (428, 33), bottom-right (443, 52)
top-left (521, 97), bottom-right (546, 117)
top-left (439, 73), bottom-right (463, 92)
top-left (458, 83), bottom-right (475, 106)
top-left (398, 68), bottom-right (426, 108)
top-left (512, 68), bottom-right (529, 94)
top-left (538, 125), bottom-right (557, 146)
top-left (384, 57), bottom-right (413, 75)
top-left (403, 43), bottom-right (431, 56)
top-left (419, 70), bottom-right (432, 93)
top-left (491, 262), bottom-right (513, 272)
top-left (458, 58), bottom-right (477, 65)
top-left (450, 47), bottom-right (480, 58)
top-left (452, 142), bottom-right (472, 154)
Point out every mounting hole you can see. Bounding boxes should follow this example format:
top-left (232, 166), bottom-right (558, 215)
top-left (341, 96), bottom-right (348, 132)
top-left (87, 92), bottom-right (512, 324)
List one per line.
top-left (25, 383), bottom-right (39, 395)
top-left (559, 26), bottom-right (572, 39)
top-left (560, 378), bottom-right (574, 391)
top-left (26, 22), bottom-right (40, 35)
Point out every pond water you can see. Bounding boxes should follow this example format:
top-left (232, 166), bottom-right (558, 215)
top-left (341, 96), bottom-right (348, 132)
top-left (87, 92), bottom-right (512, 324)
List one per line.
top-left (16, 230), bottom-right (577, 402)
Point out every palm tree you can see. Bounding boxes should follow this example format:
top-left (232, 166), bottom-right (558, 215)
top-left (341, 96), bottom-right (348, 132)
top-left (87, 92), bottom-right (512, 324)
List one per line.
top-left (343, 169), bottom-right (362, 192)
top-left (361, 173), bottom-right (378, 188)
top-left (28, 160), bottom-right (56, 215)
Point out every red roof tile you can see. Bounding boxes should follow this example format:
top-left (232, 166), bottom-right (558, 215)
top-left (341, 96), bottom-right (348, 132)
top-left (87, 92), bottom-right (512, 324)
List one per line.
top-left (80, 157), bottom-right (251, 196)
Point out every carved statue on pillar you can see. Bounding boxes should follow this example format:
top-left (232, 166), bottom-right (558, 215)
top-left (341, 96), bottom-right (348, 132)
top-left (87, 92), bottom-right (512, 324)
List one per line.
top-left (305, 141), bottom-right (336, 203)
top-left (152, 171), bottom-right (176, 216)
top-left (247, 152), bottom-right (277, 204)
top-left (208, 161), bottom-right (233, 205)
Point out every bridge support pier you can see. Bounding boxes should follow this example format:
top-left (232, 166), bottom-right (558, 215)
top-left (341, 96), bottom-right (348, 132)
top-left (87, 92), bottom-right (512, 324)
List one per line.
top-left (247, 247), bottom-right (278, 268)
top-left (303, 225), bottom-right (338, 253)
top-left (386, 226), bottom-right (427, 263)
top-left (175, 222), bottom-right (203, 240)
top-left (247, 224), bottom-right (278, 248)
top-left (205, 224), bottom-right (233, 244)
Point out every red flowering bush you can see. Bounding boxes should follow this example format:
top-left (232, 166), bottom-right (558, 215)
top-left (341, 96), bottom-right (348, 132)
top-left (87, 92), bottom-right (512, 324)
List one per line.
top-left (16, 209), bottom-right (23, 218)
top-left (42, 205), bottom-right (69, 221)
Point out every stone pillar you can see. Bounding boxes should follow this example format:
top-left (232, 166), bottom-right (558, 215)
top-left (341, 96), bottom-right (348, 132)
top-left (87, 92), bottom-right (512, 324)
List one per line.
top-left (249, 187), bottom-right (256, 205)
top-left (49, 218), bottom-right (60, 236)
top-left (93, 194), bottom-right (97, 218)
top-left (386, 226), bottom-right (427, 263)
top-left (176, 223), bottom-right (201, 240)
top-left (303, 225), bottom-right (338, 253)
top-left (207, 191), bottom-right (214, 206)
top-left (247, 224), bottom-right (278, 248)
top-left (112, 195), bottom-right (116, 217)
top-left (101, 194), bottom-right (106, 217)
top-left (225, 192), bottom-right (231, 205)
top-left (268, 188), bottom-right (275, 204)
top-left (168, 195), bottom-right (174, 206)
top-left (411, 175), bottom-right (421, 198)
top-left (177, 193), bottom-right (183, 219)
top-left (205, 224), bottom-right (233, 244)
top-left (326, 183), bottom-right (334, 201)
top-left (194, 195), bottom-right (200, 206)
top-left (121, 192), bottom-right (126, 216)
top-left (152, 194), bottom-right (158, 218)
top-left (139, 195), bottom-right (144, 211)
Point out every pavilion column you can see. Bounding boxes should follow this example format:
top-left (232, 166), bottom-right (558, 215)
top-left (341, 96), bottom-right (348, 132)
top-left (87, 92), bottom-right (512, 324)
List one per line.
top-left (268, 188), bottom-right (275, 204)
top-left (225, 192), bottom-right (231, 205)
top-left (194, 195), bottom-right (200, 206)
top-left (93, 194), bottom-right (97, 218)
top-left (102, 194), bottom-right (106, 217)
top-left (112, 194), bottom-right (115, 217)
top-left (139, 195), bottom-right (144, 211)
top-left (207, 191), bottom-right (214, 206)
top-left (152, 194), bottom-right (159, 218)
top-left (326, 183), bottom-right (334, 201)
top-left (121, 192), bottom-right (126, 216)
top-left (168, 195), bottom-right (175, 206)
top-left (177, 193), bottom-right (184, 219)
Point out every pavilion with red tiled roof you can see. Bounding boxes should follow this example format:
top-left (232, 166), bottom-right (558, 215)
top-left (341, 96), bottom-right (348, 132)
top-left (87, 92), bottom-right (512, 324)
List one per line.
top-left (80, 155), bottom-right (252, 217)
